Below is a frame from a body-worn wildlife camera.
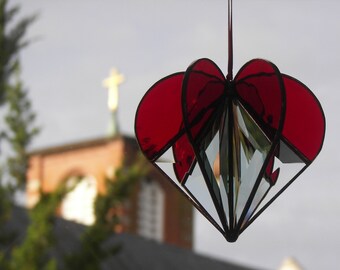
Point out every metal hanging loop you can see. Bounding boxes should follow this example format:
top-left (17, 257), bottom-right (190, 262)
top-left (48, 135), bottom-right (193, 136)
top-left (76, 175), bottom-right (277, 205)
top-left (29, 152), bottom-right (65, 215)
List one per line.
top-left (227, 0), bottom-right (233, 81)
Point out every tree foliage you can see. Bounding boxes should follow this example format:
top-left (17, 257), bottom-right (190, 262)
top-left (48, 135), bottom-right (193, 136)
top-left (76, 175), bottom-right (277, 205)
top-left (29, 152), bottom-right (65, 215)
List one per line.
top-left (0, 0), bottom-right (37, 235)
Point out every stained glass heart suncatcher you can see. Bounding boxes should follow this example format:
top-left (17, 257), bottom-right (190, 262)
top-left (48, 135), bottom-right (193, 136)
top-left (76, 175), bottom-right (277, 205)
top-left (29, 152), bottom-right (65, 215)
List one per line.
top-left (134, 0), bottom-right (325, 242)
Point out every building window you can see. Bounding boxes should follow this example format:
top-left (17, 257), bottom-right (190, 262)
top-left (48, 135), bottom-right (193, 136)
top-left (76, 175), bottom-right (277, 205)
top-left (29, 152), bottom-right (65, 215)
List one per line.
top-left (61, 175), bottom-right (97, 225)
top-left (137, 178), bottom-right (164, 242)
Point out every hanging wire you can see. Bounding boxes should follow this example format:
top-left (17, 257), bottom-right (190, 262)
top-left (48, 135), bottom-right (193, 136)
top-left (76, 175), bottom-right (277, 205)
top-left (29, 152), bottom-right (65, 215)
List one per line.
top-left (227, 0), bottom-right (233, 81)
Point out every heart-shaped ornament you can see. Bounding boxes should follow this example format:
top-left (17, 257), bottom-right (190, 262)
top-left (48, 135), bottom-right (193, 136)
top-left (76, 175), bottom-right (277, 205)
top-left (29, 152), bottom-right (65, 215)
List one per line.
top-left (135, 58), bottom-right (325, 242)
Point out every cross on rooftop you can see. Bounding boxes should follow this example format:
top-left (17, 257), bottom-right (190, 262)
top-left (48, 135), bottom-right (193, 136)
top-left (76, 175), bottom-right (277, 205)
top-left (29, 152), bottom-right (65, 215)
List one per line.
top-left (102, 68), bottom-right (124, 112)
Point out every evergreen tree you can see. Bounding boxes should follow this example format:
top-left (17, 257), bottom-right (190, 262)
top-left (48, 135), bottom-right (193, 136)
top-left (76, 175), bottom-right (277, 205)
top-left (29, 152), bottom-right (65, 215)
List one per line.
top-left (0, 0), bottom-right (36, 218)
top-left (0, 0), bottom-right (63, 262)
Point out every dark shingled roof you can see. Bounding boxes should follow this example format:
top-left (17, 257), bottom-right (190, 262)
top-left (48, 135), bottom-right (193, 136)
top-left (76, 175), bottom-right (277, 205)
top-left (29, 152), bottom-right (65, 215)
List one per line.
top-left (101, 233), bottom-right (258, 270)
top-left (2, 207), bottom-right (261, 270)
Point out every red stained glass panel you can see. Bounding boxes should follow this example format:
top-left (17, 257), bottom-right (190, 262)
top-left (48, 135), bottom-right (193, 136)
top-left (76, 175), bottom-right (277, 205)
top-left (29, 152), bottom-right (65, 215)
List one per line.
top-left (282, 75), bottom-right (325, 161)
top-left (135, 73), bottom-right (185, 160)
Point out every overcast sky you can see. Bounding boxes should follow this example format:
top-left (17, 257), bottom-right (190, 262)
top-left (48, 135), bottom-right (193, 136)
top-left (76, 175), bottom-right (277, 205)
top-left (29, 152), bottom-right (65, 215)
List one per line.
top-left (11, 1), bottom-right (340, 269)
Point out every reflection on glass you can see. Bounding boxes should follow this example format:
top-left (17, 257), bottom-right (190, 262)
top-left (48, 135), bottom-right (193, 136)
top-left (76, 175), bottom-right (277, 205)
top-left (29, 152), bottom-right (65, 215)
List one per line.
top-left (233, 102), bottom-right (271, 223)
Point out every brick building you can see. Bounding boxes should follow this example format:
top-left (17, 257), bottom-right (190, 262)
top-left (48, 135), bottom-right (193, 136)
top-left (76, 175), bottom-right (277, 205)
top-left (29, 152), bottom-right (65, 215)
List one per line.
top-left (26, 135), bottom-right (193, 249)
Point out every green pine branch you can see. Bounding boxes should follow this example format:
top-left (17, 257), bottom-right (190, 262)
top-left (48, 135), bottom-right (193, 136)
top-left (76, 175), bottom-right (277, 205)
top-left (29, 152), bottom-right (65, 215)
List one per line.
top-left (0, 0), bottom-right (36, 103)
top-left (3, 64), bottom-right (40, 189)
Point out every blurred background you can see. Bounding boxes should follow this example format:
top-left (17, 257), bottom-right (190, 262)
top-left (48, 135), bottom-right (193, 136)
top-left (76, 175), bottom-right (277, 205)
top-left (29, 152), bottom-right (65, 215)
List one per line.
top-left (0, 0), bottom-right (339, 269)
